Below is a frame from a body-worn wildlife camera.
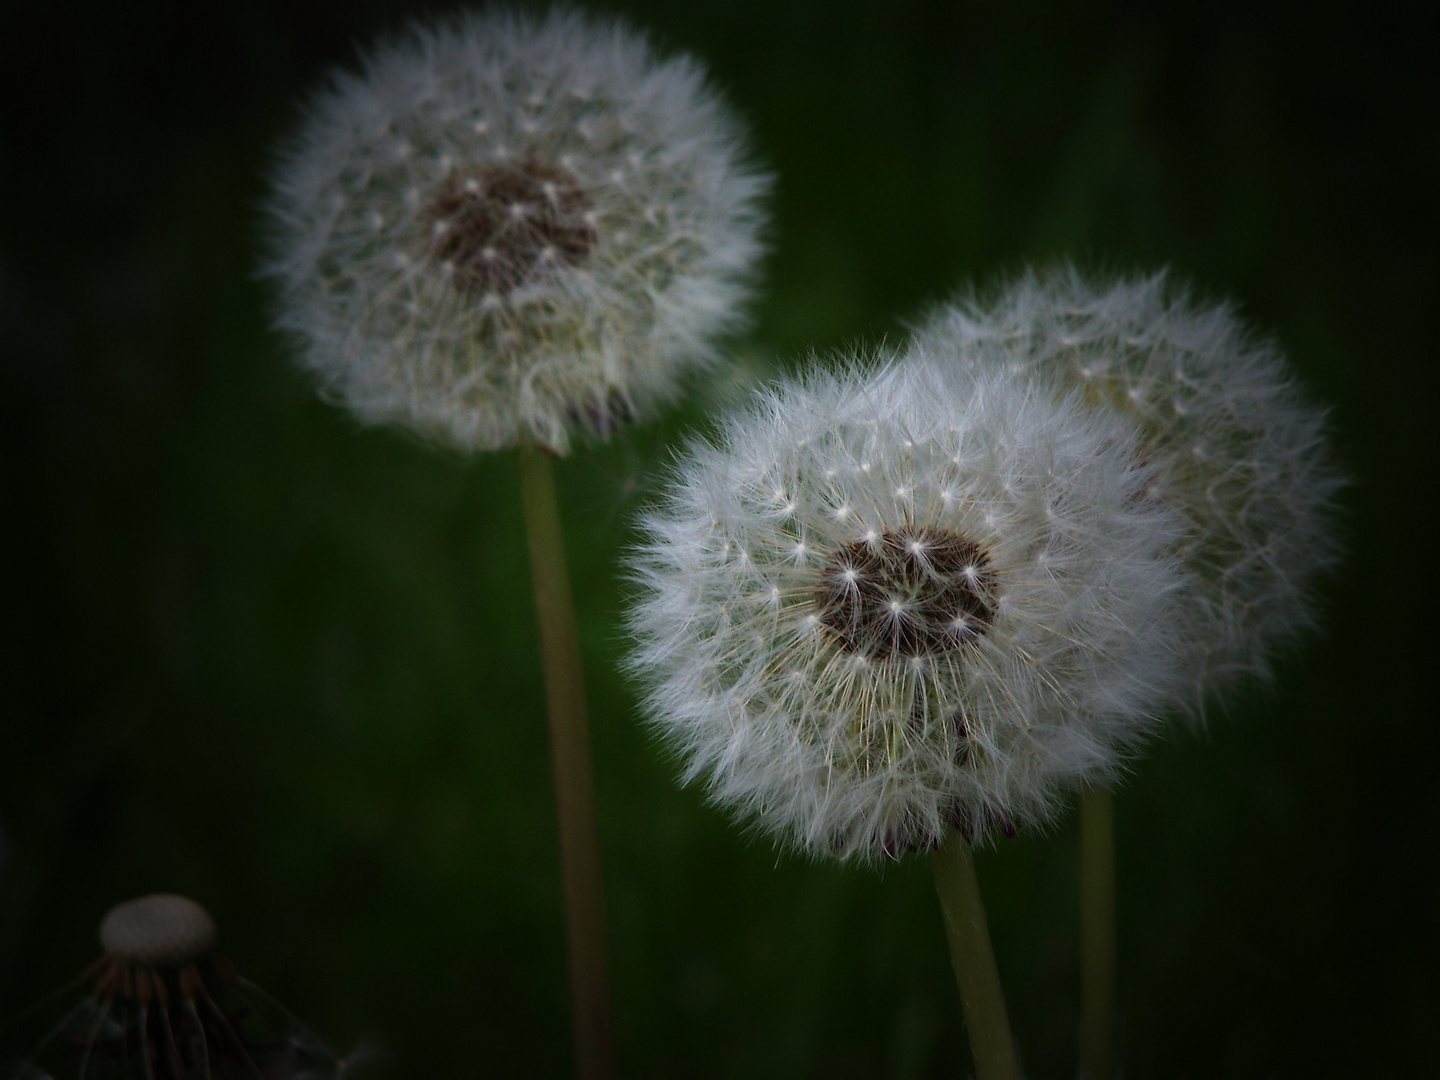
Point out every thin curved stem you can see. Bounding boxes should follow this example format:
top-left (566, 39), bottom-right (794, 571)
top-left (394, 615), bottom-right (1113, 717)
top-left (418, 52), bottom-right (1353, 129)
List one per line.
top-left (517, 444), bottom-right (615, 1080)
top-left (1080, 787), bottom-right (1117, 1080)
top-left (932, 830), bottom-right (1020, 1080)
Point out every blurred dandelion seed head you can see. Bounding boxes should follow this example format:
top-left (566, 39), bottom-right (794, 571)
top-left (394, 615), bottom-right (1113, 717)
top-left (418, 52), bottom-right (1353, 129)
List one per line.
top-left (262, 7), bottom-right (770, 455)
top-left (626, 354), bottom-right (1189, 860)
top-left (915, 269), bottom-right (1345, 717)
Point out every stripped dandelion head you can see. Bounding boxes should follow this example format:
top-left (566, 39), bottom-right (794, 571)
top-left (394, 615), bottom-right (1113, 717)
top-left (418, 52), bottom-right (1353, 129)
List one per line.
top-left (98, 893), bottom-right (218, 970)
top-left (914, 269), bottom-right (1345, 717)
top-left (626, 354), bottom-right (1188, 860)
top-left (262, 8), bottom-right (769, 455)
top-left (3, 894), bottom-right (361, 1079)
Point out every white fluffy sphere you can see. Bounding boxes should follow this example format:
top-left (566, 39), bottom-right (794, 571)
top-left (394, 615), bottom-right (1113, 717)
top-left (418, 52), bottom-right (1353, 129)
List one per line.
top-left (263, 8), bottom-right (769, 454)
top-left (915, 270), bottom-right (1344, 716)
top-left (627, 354), bottom-right (1188, 859)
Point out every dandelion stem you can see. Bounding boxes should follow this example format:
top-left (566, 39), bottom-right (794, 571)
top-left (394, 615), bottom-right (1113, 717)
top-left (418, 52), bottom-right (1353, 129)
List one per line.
top-left (1080, 786), bottom-right (1117, 1080)
top-left (932, 831), bottom-right (1019, 1080)
top-left (517, 443), bottom-right (615, 1080)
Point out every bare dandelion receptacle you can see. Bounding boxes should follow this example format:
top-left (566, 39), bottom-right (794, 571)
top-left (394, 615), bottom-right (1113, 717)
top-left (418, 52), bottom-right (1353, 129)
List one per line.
top-left (5, 894), bottom-right (358, 1080)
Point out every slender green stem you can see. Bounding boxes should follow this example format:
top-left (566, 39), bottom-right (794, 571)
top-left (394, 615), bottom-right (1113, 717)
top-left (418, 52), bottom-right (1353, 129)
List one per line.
top-left (932, 831), bottom-right (1020, 1080)
top-left (1079, 787), bottom-right (1116, 1080)
top-left (517, 444), bottom-right (614, 1080)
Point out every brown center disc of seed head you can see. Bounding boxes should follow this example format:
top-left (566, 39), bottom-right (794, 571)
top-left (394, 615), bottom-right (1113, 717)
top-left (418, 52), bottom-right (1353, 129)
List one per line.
top-left (816, 527), bottom-right (997, 660)
top-left (99, 894), bottom-right (218, 969)
top-left (424, 159), bottom-right (596, 296)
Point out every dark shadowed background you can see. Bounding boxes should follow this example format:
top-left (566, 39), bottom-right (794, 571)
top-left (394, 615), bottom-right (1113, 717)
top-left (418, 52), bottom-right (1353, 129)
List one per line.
top-left (2, 1), bottom-right (1435, 1077)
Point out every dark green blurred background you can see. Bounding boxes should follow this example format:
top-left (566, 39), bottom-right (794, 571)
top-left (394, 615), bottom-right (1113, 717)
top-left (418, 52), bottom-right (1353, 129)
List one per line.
top-left (2, 1), bottom-right (1435, 1076)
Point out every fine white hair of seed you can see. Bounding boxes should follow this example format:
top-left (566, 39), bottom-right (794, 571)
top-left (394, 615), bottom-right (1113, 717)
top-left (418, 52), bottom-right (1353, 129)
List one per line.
top-left (99, 894), bottom-right (218, 968)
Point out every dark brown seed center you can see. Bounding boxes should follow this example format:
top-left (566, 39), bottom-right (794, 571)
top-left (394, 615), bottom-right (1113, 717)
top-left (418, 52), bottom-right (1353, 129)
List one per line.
top-left (423, 159), bottom-right (596, 296)
top-left (816, 527), bottom-right (996, 660)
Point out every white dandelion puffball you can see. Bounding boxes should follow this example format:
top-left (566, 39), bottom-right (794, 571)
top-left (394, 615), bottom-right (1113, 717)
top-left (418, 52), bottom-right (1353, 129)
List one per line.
top-left (627, 355), bottom-right (1188, 859)
top-left (914, 270), bottom-right (1344, 716)
top-left (263, 8), bottom-right (769, 455)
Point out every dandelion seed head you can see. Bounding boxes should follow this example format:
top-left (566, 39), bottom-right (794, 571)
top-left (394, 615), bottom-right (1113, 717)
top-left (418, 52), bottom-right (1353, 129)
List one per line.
top-left (262, 8), bottom-right (770, 455)
top-left (626, 355), bottom-right (1187, 860)
top-left (914, 268), bottom-right (1344, 718)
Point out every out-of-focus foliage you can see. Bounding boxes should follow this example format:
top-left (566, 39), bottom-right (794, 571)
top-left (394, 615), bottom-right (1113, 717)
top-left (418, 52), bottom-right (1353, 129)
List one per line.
top-left (1, 2), bottom-right (1433, 1077)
